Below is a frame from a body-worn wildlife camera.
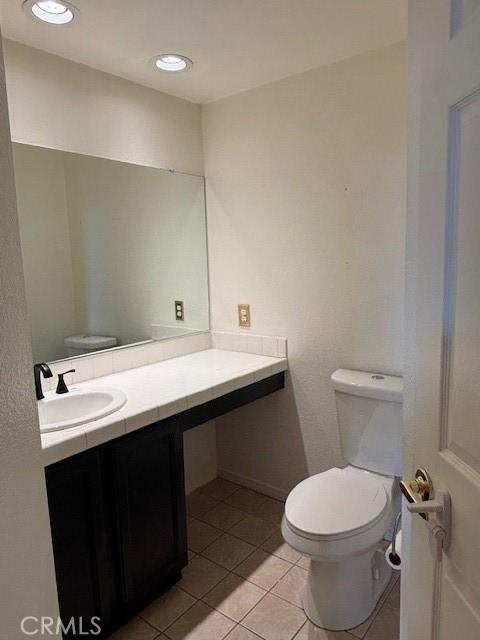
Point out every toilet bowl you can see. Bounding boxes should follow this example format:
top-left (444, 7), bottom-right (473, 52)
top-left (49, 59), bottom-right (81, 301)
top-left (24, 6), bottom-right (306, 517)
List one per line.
top-left (282, 466), bottom-right (394, 630)
top-left (282, 369), bottom-right (403, 631)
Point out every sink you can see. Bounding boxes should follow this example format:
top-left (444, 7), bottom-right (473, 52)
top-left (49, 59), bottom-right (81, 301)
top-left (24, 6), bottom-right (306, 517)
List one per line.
top-left (38, 387), bottom-right (127, 433)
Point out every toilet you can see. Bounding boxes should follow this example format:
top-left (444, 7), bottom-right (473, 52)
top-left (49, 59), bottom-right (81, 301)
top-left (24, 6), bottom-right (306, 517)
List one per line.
top-left (281, 368), bottom-right (402, 631)
top-left (64, 334), bottom-right (118, 357)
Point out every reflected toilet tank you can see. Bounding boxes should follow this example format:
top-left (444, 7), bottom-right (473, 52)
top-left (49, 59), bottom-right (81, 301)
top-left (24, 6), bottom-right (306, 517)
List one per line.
top-left (64, 334), bottom-right (117, 357)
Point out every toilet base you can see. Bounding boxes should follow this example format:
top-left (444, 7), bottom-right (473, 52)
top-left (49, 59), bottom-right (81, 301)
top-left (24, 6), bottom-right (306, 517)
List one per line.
top-left (303, 548), bottom-right (391, 631)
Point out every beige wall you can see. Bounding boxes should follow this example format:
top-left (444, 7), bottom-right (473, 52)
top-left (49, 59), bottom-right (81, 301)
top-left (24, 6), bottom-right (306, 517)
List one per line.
top-left (3, 40), bottom-right (203, 176)
top-left (0, 34), bottom-right (60, 639)
top-left (183, 421), bottom-right (217, 494)
top-left (203, 42), bottom-right (406, 496)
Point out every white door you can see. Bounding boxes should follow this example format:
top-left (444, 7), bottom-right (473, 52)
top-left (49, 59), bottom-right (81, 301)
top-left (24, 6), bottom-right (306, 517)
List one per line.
top-left (404, 1), bottom-right (480, 638)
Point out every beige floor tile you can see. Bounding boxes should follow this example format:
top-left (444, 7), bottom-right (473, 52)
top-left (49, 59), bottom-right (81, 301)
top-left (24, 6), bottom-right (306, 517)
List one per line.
top-left (234, 548), bottom-right (292, 590)
top-left (380, 574), bottom-right (399, 605)
top-left (187, 491), bottom-right (218, 518)
top-left (242, 593), bottom-right (306, 640)
top-left (165, 601), bottom-right (235, 640)
top-left (108, 616), bottom-right (158, 640)
top-left (178, 555), bottom-right (228, 598)
top-left (271, 565), bottom-right (308, 608)
top-left (199, 478), bottom-right (241, 501)
top-left (202, 533), bottom-right (256, 570)
top-left (225, 488), bottom-right (269, 515)
top-left (262, 497), bottom-right (285, 523)
top-left (293, 620), bottom-right (353, 639)
top-left (363, 604), bottom-right (399, 640)
top-left (249, 496), bottom-right (285, 524)
top-left (188, 518), bottom-right (222, 552)
top-left (229, 515), bottom-right (277, 546)
top-left (225, 625), bottom-right (263, 639)
top-left (140, 586), bottom-right (196, 631)
top-left (203, 573), bottom-right (266, 622)
top-left (384, 579), bottom-right (400, 613)
top-left (199, 503), bottom-right (245, 531)
top-left (296, 556), bottom-right (311, 570)
top-left (262, 530), bottom-right (302, 563)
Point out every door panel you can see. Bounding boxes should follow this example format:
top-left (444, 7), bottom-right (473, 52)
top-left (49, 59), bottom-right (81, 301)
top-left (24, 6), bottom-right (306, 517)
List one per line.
top-left (439, 574), bottom-right (480, 639)
top-left (451, 0), bottom-right (480, 35)
top-left (445, 91), bottom-right (480, 472)
top-left (405, 1), bottom-right (480, 638)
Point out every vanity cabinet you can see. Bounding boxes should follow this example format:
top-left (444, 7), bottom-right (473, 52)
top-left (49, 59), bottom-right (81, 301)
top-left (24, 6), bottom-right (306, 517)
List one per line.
top-left (109, 419), bottom-right (187, 615)
top-left (45, 417), bottom-right (187, 639)
top-left (46, 450), bottom-right (117, 638)
top-left (45, 371), bottom-right (285, 638)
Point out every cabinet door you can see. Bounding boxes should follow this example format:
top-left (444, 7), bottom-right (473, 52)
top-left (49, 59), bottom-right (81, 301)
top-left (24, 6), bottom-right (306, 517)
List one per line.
top-left (45, 450), bottom-right (116, 639)
top-left (110, 419), bottom-right (187, 614)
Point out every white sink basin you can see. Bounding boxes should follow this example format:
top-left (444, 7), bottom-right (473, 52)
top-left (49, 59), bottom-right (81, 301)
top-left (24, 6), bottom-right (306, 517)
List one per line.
top-left (38, 387), bottom-right (127, 433)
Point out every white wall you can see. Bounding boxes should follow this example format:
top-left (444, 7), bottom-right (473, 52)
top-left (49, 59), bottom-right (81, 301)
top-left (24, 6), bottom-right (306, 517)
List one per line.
top-left (3, 40), bottom-right (203, 176)
top-left (183, 421), bottom-right (217, 494)
top-left (0, 34), bottom-right (60, 640)
top-left (203, 42), bottom-right (406, 496)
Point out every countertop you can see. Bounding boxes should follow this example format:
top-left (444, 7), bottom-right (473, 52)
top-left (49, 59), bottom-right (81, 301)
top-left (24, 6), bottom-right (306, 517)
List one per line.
top-left (40, 348), bottom-right (288, 466)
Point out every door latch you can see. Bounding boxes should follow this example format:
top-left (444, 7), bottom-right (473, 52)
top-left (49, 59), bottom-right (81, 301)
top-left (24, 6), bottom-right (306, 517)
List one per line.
top-left (400, 468), bottom-right (433, 519)
top-left (400, 468), bottom-right (451, 562)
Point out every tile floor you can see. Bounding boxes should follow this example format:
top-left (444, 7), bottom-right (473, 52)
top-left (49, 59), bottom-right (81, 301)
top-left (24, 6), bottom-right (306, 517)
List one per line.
top-left (109, 478), bottom-right (400, 640)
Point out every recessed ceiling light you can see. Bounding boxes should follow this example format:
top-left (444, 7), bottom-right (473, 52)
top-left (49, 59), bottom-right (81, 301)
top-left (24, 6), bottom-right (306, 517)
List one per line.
top-left (23, 0), bottom-right (76, 25)
top-left (154, 54), bottom-right (193, 73)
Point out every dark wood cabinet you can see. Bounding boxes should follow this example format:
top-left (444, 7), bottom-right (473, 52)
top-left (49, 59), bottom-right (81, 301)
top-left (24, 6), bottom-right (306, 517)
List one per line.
top-left (45, 418), bottom-right (187, 638)
top-left (45, 450), bottom-right (117, 638)
top-left (109, 418), bottom-right (187, 615)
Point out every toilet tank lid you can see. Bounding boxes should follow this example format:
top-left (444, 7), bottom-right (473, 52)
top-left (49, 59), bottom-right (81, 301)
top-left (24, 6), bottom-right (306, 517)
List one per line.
top-left (64, 335), bottom-right (117, 349)
top-left (331, 369), bottom-right (403, 403)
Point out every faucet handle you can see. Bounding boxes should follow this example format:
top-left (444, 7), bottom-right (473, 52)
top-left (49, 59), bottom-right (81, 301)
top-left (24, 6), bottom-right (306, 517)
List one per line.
top-left (56, 369), bottom-right (76, 395)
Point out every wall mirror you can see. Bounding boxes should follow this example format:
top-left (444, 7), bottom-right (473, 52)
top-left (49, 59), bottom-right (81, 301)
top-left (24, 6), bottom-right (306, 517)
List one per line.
top-left (12, 143), bottom-right (209, 364)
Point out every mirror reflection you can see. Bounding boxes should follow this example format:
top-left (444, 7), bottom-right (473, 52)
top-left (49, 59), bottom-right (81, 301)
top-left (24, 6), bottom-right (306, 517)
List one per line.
top-left (12, 143), bottom-right (209, 363)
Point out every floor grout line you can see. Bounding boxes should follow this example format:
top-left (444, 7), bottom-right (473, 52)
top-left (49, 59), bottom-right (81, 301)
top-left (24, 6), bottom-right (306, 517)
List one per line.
top-left (188, 516), bottom-right (282, 553)
top-left (115, 480), bottom-right (399, 640)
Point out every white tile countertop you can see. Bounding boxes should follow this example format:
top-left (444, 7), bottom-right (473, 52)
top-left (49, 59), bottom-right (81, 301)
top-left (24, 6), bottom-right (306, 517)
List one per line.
top-left (40, 349), bottom-right (287, 466)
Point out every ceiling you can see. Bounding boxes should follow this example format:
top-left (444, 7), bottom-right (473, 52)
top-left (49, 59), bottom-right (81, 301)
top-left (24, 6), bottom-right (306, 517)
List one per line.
top-left (0, 0), bottom-right (407, 104)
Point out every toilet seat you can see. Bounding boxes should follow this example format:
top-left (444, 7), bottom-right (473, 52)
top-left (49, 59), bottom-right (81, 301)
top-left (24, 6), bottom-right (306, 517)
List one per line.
top-left (284, 466), bottom-right (390, 542)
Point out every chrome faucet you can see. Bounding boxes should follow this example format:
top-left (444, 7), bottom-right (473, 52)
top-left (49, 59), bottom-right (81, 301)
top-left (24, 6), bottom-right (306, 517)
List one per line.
top-left (34, 362), bottom-right (53, 400)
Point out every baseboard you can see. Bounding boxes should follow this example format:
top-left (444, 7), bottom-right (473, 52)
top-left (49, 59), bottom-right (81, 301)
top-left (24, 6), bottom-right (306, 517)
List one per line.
top-left (218, 468), bottom-right (288, 501)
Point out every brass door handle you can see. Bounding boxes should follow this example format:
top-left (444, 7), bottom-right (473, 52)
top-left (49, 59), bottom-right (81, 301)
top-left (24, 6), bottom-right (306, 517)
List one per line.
top-left (400, 468), bottom-right (433, 520)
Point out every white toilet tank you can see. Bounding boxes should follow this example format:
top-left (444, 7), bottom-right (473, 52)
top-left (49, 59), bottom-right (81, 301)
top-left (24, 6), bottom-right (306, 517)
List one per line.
top-left (64, 335), bottom-right (118, 357)
top-left (331, 369), bottom-right (403, 477)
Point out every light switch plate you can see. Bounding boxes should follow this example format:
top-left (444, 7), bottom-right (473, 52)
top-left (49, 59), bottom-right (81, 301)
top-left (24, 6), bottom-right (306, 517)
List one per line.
top-left (175, 300), bottom-right (184, 321)
top-left (238, 304), bottom-right (251, 328)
